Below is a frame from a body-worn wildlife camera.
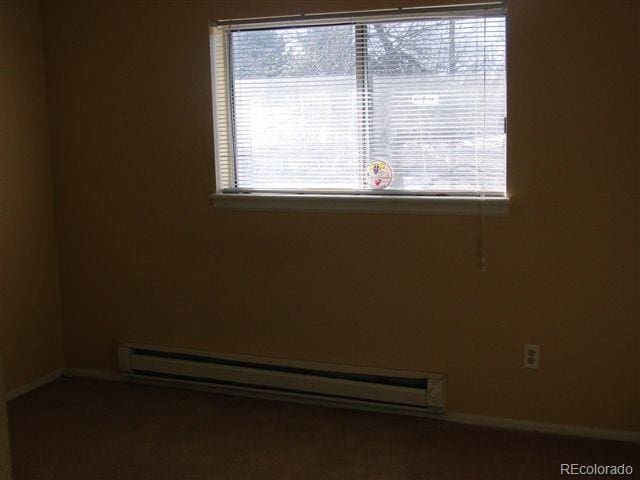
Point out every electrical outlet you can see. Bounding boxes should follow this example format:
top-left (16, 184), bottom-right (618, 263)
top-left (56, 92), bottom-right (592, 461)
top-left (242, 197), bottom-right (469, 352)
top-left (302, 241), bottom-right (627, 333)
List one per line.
top-left (524, 344), bottom-right (540, 369)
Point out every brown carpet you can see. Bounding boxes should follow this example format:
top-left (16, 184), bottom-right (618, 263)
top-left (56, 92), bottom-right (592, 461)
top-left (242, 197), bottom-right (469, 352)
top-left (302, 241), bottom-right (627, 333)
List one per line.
top-left (7, 378), bottom-right (639, 479)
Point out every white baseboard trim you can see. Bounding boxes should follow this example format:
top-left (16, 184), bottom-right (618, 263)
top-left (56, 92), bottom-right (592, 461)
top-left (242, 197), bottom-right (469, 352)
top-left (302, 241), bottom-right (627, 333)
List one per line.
top-left (6, 369), bottom-right (64, 401)
top-left (442, 412), bottom-right (640, 444)
top-left (60, 368), bottom-right (640, 444)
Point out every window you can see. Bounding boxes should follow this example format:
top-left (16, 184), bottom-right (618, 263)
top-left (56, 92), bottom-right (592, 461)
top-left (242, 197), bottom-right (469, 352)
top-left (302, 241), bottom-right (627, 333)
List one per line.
top-left (211, 5), bottom-right (507, 214)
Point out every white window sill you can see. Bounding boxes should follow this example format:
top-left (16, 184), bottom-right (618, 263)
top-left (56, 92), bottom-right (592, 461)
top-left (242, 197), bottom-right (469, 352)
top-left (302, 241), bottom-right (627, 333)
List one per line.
top-left (210, 193), bottom-right (509, 216)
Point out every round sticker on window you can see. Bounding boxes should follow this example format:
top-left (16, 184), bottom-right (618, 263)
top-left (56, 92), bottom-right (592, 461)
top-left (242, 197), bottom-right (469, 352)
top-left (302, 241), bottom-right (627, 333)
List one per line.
top-left (366, 160), bottom-right (393, 189)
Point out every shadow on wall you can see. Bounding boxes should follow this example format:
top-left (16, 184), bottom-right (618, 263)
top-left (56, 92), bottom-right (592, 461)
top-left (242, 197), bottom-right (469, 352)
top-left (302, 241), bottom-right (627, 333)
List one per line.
top-left (0, 357), bottom-right (12, 479)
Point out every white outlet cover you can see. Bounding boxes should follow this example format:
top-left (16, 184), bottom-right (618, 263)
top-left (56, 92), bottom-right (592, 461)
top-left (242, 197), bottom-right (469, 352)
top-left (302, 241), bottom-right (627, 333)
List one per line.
top-left (524, 344), bottom-right (540, 369)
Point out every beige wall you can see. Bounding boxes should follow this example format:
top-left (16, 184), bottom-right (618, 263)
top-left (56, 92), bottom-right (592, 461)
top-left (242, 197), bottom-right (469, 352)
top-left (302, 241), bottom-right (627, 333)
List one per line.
top-left (635, 0), bottom-right (640, 429)
top-left (42, 0), bottom-right (640, 431)
top-left (0, 0), bottom-right (64, 392)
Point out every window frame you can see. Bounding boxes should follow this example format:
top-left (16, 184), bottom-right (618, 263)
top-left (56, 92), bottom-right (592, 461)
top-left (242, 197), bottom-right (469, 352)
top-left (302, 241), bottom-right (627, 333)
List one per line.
top-left (210, 4), bottom-right (509, 216)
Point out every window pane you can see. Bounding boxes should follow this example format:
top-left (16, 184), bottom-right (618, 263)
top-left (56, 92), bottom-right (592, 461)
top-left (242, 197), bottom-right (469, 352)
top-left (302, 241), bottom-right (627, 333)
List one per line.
top-left (222, 14), bottom-right (507, 195)
top-left (367, 17), bottom-right (506, 193)
top-left (231, 26), bottom-right (360, 190)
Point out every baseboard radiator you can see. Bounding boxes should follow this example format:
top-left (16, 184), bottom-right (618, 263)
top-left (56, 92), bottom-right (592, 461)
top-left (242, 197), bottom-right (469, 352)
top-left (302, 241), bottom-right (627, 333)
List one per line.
top-left (118, 343), bottom-right (445, 413)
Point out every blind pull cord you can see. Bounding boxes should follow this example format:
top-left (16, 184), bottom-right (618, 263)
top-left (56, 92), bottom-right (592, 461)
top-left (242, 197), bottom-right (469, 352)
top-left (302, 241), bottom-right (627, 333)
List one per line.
top-left (478, 192), bottom-right (487, 273)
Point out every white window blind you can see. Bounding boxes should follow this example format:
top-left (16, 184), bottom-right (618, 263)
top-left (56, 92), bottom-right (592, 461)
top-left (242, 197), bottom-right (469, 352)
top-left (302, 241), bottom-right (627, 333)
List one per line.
top-left (211, 7), bottom-right (506, 198)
